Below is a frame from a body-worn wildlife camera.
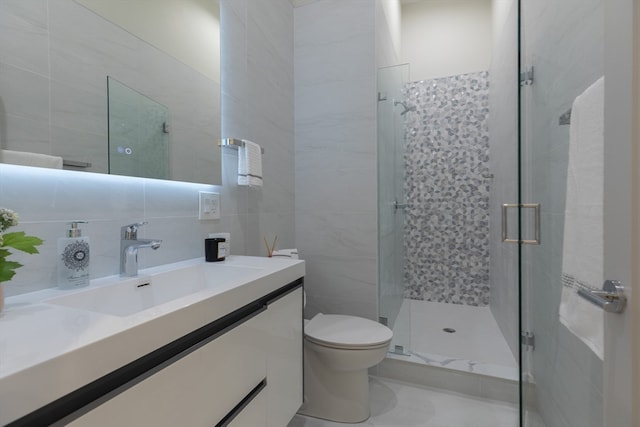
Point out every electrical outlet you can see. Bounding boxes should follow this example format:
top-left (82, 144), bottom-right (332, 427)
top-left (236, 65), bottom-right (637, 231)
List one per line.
top-left (199, 191), bottom-right (220, 220)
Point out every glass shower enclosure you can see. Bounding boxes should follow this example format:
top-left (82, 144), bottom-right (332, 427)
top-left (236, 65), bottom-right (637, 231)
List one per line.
top-left (377, 0), bottom-right (633, 425)
top-left (377, 63), bottom-right (411, 355)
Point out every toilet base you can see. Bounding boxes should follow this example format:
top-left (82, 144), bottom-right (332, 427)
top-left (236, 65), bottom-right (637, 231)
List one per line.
top-left (297, 345), bottom-right (370, 423)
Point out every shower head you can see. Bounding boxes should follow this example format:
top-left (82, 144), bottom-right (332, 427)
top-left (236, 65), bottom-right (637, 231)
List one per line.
top-left (394, 100), bottom-right (417, 116)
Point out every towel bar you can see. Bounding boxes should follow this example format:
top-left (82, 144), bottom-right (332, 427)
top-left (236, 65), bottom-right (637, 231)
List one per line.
top-left (218, 138), bottom-right (265, 154)
top-left (577, 280), bottom-right (626, 313)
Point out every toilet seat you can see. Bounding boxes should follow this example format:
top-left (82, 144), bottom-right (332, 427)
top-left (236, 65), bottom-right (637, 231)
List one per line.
top-left (304, 314), bottom-right (392, 350)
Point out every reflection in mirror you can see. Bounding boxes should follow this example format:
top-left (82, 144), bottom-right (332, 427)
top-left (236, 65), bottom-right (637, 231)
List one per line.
top-left (108, 77), bottom-right (169, 180)
top-left (0, 0), bottom-right (221, 185)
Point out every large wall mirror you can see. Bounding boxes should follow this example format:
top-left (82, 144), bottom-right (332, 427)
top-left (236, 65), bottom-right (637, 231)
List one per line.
top-left (0, 0), bottom-right (222, 185)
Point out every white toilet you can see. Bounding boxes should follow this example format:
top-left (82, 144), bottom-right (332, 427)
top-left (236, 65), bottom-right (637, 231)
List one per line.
top-left (298, 313), bottom-right (393, 423)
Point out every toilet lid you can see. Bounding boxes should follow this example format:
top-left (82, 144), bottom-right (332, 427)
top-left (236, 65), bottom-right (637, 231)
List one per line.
top-left (305, 314), bottom-right (392, 348)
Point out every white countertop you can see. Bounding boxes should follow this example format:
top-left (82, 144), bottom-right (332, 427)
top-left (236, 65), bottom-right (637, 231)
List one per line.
top-left (0, 256), bottom-right (304, 425)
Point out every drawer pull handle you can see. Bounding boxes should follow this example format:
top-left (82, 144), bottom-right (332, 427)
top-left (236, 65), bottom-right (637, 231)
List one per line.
top-left (216, 378), bottom-right (267, 427)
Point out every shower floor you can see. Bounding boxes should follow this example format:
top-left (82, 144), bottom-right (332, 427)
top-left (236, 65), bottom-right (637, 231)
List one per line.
top-left (388, 299), bottom-right (518, 380)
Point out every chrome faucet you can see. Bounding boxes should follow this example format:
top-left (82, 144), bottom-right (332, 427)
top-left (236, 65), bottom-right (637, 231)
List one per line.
top-left (120, 222), bottom-right (162, 277)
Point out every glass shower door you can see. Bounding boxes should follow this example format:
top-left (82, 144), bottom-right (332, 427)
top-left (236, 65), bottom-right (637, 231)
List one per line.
top-left (519, 0), bottom-right (634, 425)
top-left (377, 64), bottom-right (410, 354)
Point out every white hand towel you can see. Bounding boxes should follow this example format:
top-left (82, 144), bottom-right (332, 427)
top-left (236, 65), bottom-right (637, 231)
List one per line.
top-left (237, 140), bottom-right (263, 187)
top-left (1, 149), bottom-right (63, 169)
top-left (559, 76), bottom-right (604, 359)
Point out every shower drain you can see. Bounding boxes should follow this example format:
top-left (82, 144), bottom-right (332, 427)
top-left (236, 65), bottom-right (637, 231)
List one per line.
top-left (442, 328), bottom-right (456, 333)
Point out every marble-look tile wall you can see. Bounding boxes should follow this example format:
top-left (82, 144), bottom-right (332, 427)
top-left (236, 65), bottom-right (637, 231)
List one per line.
top-left (221, 0), bottom-right (296, 257)
top-left (0, 165), bottom-right (223, 296)
top-left (294, 0), bottom-right (380, 321)
top-left (1, 0), bottom-right (295, 296)
top-left (403, 72), bottom-right (491, 306)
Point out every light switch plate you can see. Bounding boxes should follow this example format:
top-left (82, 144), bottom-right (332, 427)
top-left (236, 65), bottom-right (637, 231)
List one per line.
top-left (199, 191), bottom-right (220, 220)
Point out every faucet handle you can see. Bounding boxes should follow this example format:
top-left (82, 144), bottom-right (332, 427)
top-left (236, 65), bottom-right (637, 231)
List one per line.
top-left (121, 221), bottom-right (147, 240)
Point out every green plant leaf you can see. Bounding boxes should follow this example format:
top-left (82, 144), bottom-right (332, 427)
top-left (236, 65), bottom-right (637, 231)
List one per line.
top-left (2, 231), bottom-right (43, 254)
top-left (0, 260), bottom-right (22, 282)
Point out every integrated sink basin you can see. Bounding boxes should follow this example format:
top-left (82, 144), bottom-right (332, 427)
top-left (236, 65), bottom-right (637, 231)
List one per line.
top-left (44, 262), bottom-right (263, 317)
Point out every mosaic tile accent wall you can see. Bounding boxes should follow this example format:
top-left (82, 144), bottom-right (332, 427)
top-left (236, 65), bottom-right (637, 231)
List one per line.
top-left (403, 71), bottom-right (491, 306)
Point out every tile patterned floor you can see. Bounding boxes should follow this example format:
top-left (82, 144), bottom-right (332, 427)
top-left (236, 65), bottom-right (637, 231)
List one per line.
top-left (288, 377), bottom-right (522, 427)
top-left (291, 301), bottom-right (549, 427)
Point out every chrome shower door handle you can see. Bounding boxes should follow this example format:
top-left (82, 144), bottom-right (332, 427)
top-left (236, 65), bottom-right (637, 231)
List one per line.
top-left (577, 280), bottom-right (627, 313)
top-left (501, 203), bottom-right (541, 245)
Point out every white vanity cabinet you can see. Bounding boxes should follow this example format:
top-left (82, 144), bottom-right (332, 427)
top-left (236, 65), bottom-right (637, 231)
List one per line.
top-left (264, 287), bottom-right (303, 427)
top-left (67, 313), bottom-right (268, 427)
top-left (226, 287), bottom-right (303, 427)
top-left (37, 280), bottom-right (302, 427)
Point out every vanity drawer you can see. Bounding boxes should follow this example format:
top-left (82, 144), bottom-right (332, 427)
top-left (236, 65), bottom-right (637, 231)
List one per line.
top-left (67, 312), bottom-right (267, 427)
top-left (221, 379), bottom-right (267, 427)
top-left (264, 287), bottom-right (303, 426)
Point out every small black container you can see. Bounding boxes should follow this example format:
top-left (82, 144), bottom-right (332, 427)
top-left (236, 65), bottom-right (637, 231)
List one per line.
top-left (205, 237), bottom-right (226, 262)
